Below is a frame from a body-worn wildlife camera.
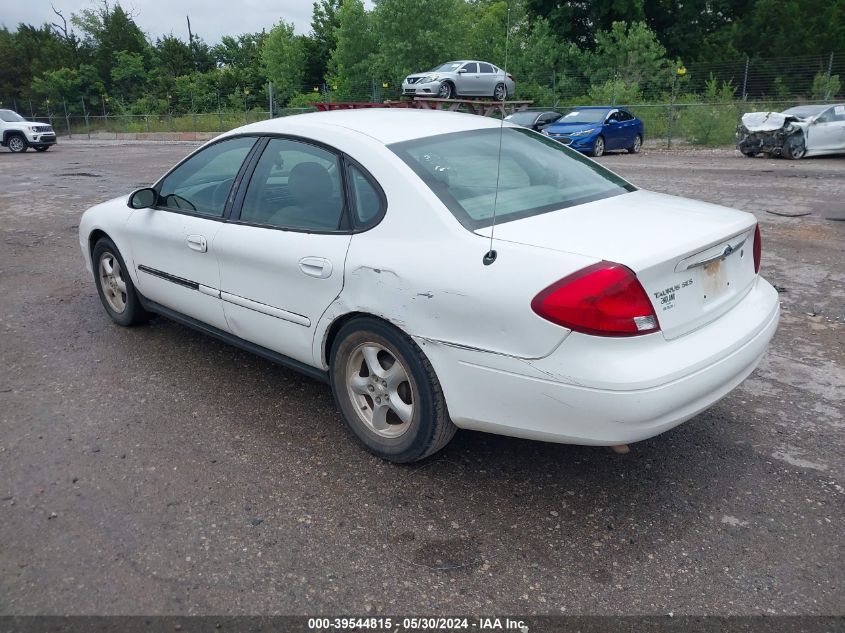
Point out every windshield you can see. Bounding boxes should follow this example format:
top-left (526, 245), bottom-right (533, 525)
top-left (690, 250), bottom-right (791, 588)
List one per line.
top-left (390, 128), bottom-right (635, 230)
top-left (559, 109), bottom-right (609, 124)
top-left (504, 112), bottom-right (539, 125)
top-left (782, 105), bottom-right (828, 118)
top-left (0, 109), bottom-right (25, 123)
top-left (429, 62), bottom-right (462, 73)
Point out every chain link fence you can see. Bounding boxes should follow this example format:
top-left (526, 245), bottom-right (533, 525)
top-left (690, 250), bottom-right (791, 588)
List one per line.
top-left (4, 53), bottom-right (842, 148)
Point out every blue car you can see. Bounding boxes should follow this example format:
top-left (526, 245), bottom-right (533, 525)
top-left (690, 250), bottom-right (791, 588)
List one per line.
top-left (541, 106), bottom-right (643, 157)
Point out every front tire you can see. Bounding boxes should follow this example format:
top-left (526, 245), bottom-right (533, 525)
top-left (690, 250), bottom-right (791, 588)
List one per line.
top-left (591, 136), bottom-right (605, 157)
top-left (92, 237), bottom-right (150, 326)
top-left (7, 134), bottom-right (27, 153)
top-left (437, 82), bottom-right (454, 99)
top-left (329, 317), bottom-right (456, 463)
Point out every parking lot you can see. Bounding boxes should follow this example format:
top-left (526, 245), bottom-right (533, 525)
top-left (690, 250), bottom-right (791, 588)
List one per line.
top-left (0, 140), bottom-right (843, 616)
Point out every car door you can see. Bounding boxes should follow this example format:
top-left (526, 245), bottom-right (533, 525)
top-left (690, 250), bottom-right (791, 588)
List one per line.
top-left (478, 63), bottom-right (498, 98)
top-left (805, 106), bottom-right (845, 153)
top-left (602, 110), bottom-right (624, 149)
top-left (615, 110), bottom-right (631, 146)
top-left (213, 137), bottom-right (383, 367)
top-left (124, 135), bottom-right (258, 331)
top-left (456, 62), bottom-right (481, 96)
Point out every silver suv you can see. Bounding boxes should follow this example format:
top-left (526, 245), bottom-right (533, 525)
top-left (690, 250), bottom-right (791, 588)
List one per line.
top-left (1, 109), bottom-right (57, 152)
top-left (402, 60), bottom-right (516, 100)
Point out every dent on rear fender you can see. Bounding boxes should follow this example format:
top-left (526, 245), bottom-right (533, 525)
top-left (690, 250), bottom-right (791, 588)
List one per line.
top-left (313, 262), bottom-right (574, 370)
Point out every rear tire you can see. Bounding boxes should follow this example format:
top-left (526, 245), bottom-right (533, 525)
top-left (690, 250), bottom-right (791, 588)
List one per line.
top-left (92, 237), bottom-right (151, 327)
top-left (7, 134), bottom-right (27, 153)
top-left (493, 83), bottom-right (507, 101)
top-left (627, 134), bottom-right (642, 154)
top-left (329, 317), bottom-right (456, 463)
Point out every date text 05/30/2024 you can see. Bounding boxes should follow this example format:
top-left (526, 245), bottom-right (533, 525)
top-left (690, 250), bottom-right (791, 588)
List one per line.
top-left (307, 617), bottom-right (529, 631)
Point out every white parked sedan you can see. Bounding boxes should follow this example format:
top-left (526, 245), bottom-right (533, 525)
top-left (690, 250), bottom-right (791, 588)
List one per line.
top-left (79, 110), bottom-right (779, 462)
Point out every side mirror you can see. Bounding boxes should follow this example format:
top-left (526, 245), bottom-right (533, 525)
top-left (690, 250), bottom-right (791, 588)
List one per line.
top-left (457, 68), bottom-right (467, 74)
top-left (128, 187), bottom-right (157, 209)
top-left (606, 118), bottom-right (619, 125)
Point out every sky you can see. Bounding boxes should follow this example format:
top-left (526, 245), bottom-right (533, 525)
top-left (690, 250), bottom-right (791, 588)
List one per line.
top-left (1, 0), bottom-right (341, 43)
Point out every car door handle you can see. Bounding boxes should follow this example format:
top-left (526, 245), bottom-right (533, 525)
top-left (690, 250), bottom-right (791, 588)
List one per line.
top-left (186, 235), bottom-right (207, 252)
top-left (299, 257), bottom-right (332, 279)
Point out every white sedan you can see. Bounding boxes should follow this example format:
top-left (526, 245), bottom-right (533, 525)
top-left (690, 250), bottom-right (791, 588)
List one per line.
top-left (79, 110), bottom-right (780, 462)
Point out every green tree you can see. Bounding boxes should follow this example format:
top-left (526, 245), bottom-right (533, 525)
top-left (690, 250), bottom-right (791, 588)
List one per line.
top-left (111, 51), bottom-right (147, 102)
top-left (368, 0), bottom-right (465, 82)
top-left (155, 35), bottom-right (194, 78)
top-left (262, 21), bottom-right (306, 104)
top-left (72, 2), bottom-right (149, 90)
top-left (327, 0), bottom-right (377, 100)
top-left (588, 21), bottom-right (678, 99)
top-left (305, 0), bottom-right (342, 85)
top-left (525, 0), bottom-right (646, 47)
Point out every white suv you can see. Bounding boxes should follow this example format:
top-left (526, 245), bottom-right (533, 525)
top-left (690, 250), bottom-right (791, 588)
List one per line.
top-left (1, 109), bottom-right (57, 152)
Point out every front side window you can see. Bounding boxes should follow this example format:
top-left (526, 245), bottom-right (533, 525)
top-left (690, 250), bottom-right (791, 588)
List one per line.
top-left (461, 63), bottom-right (479, 73)
top-left (390, 128), bottom-right (635, 230)
top-left (157, 136), bottom-right (256, 217)
top-left (239, 138), bottom-right (344, 231)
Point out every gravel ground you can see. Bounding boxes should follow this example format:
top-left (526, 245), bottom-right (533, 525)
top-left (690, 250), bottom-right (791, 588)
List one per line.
top-left (0, 139), bottom-right (843, 616)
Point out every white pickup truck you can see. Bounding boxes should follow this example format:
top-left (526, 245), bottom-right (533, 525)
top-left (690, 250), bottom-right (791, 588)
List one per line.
top-left (1, 109), bottom-right (57, 152)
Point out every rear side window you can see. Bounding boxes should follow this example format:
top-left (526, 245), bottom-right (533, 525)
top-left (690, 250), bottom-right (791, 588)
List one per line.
top-left (158, 136), bottom-right (256, 217)
top-left (390, 128), bottom-right (635, 230)
top-left (479, 63), bottom-right (495, 74)
top-left (348, 165), bottom-right (384, 227)
top-left (239, 138), bottom-right (343, 231)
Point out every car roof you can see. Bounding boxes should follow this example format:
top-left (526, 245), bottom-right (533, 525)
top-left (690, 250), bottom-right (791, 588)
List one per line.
top-left (232, 108), bottom-right (509, 146)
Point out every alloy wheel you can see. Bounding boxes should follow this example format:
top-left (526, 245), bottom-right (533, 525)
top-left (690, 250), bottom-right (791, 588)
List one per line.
top-left (8, 136), bottom-right (26, 152)
top-left (99, 252), bottom-right (128, 313)
top-left (345, 342), bottom-right (414, 438)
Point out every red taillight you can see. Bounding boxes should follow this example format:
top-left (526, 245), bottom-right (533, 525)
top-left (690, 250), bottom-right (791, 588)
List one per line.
top-left (531, 261), bottom-right (660, 337)
top-left (506, 73), bottom-right (515, 81)
top-left (753, 224), bottom-right (761, 273)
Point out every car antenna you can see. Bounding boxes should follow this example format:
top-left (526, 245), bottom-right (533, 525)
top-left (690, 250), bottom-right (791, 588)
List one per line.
top-left (483, 4), bottom-right (510, 267)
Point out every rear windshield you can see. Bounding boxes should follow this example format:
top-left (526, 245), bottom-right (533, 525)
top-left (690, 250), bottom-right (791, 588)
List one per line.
top-left (390, 127), bottom-right (635, 230)
top-left (0, 109), bottom-right (25, 122)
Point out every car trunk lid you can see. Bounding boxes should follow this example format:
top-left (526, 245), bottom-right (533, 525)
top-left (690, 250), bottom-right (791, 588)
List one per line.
top-left (476, 190), bottom-right (758, 340)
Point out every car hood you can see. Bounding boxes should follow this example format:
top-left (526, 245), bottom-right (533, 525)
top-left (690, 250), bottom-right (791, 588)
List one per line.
top-left (740, 111), bottom-right (810, 132)
top-left (543, 122), bottom-right (602, 134)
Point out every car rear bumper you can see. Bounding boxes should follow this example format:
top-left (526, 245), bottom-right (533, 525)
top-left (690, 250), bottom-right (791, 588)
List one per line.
top-left (416, 277), bottom-right (779, 445)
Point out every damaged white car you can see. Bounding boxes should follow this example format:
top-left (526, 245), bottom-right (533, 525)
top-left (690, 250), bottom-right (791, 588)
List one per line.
top-left (79, 110), bottom-right (779, 462)
top-left (737, 104), bottom-right (845, 159)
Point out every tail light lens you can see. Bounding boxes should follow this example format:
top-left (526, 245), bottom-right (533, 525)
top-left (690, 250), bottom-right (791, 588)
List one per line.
top-left (506, 73), bottom-right (515, 81)
top-left (753, 224), bottom-right (761, 273)
top-left (531, 261), bottom-right (660, 337)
